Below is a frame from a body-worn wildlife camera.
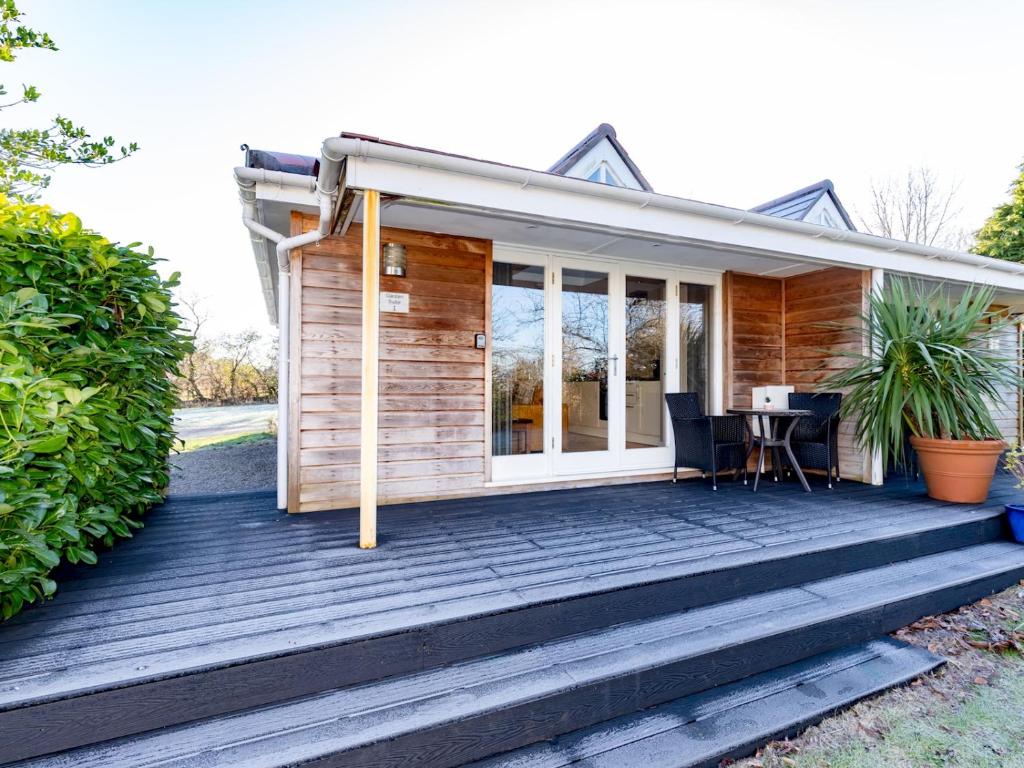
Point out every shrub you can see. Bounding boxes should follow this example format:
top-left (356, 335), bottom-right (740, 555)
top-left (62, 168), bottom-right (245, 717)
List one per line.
top-left (0, 197), bottom-right (189, 619)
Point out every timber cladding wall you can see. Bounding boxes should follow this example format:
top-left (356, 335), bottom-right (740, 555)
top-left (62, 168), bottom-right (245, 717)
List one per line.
top-left (724, 273), bottom-right (784, 409)
top-left (289, 213), bottom-right (491, 512)
top-left (724, 267), bottom-right (869, 481)
top-left (784, 268), bottom-right (869, 482)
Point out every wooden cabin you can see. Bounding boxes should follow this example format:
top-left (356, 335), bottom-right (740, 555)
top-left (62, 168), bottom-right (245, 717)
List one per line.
top-left (235, 125), bottom-right (1024, 540)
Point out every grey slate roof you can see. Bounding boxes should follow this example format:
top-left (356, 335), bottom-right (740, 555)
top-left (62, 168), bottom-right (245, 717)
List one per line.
top-left (547, 123), bottom-right (654, 192)
top-left (245, 147), bottom-right (318, 176)
top-left (750, 179), bottom-right (856, 231)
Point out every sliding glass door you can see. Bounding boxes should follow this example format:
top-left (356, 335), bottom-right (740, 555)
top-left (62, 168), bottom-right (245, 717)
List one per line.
top-left (490, 248), bottom-right (720, 483)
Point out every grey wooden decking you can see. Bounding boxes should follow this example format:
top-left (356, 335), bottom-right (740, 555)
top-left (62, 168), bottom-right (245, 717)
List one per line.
top-left (0, 474), bottom-right (1015, 713)
top-left (2, 473), bottom-right (1023, 765)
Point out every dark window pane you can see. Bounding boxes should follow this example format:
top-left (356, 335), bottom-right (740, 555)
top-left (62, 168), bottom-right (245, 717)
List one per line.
top-left (680, 283), bottom-right (710, 409)
top-left (625, 276), bottom-right (665, 448)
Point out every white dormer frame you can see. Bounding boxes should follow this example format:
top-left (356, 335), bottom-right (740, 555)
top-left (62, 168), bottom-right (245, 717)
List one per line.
top-left (561, 137), bottom-right (647, 191)
top-left (584, 160), bottom-right (625, 187)
top-left (805, 192), bottom-right (852, 231)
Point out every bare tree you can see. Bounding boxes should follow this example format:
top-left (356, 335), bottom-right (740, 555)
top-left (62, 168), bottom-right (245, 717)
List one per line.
top-left (177, 293), bottom-right (212, 403)
top-left (172, 292), bottom-right (278, 405)
top-left (858, 166), bottom-right (971, 250)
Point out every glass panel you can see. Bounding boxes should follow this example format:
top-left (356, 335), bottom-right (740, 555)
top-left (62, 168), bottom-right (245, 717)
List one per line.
top-left (587, 167), bottom-right (603, 182)
top-left (491, 263), bottom-right (545, 456)
top-left (561, 268), bottom-right (609, 453)
top-left (625, 276), bottom-right (666, 449)
top-left (680, 283), bottom-right (711, 409)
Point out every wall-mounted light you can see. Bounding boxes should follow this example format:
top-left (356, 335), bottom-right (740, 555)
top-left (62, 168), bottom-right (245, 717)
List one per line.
top-left (382, 242), bottom-right (407, 277)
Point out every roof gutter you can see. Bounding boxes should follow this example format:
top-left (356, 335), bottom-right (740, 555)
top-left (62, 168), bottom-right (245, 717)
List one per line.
top-left (233, 157), bottom-right (346, 512)
top-left (320, 136), bottom-right (1024, 280)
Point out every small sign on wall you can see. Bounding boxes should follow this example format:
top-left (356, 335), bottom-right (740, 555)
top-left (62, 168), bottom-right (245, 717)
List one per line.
top-left (380, 291), bottom-right (410, 314)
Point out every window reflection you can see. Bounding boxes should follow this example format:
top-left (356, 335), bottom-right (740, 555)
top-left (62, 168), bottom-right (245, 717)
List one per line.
top-left (562, 268), bottom-right (609, 453)
top-left (491, 263), bottom-right (545, 456)
top-left (625, 276), bottom-right (666, 449)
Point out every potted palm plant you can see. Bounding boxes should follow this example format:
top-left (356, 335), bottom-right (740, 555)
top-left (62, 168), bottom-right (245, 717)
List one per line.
top-left (826, 277), bottom-right (1020, 503)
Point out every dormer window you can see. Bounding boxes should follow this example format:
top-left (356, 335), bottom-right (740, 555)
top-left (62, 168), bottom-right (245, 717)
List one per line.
top-left (585, 162), bottom-right (624, 187)
top-left (548, 124), bottom-right (652, 191)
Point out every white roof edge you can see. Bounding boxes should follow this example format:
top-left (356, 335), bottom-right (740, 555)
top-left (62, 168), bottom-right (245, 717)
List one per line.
top-left (236, 140), bottom-right (1024, 309)
top-left (322, 136), bottom-right (1022, 284)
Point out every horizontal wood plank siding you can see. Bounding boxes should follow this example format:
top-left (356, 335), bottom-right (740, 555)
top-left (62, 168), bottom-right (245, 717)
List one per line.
top-left (783, 268), bottom-right (868, 482)
top-left (726, 273), bottom-right (784, 409)
top-left (292, 214), bottom-right (490, 512)
top-left (986, 317), bottom-right (1020, 446)
top-left (724, 268), bottom-right (870, 483)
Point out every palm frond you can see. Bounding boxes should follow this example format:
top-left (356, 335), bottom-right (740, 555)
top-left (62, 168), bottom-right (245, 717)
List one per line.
top-left (822, 277), bottom-right (1021, 468)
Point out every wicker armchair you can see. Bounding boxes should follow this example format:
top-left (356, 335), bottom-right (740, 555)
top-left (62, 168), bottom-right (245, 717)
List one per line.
top-left (787, 392), bottom-right (842, 488)
top-left (665, 393), bottom-right (749, 490)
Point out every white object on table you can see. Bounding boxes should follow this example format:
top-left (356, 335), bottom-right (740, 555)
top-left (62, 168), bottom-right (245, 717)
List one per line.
top-left (750, 385), bottom-right (795, 436)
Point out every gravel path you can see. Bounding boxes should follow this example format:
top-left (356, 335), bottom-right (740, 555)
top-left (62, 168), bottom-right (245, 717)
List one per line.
top-left (169, 439), bottom-right (276, 496)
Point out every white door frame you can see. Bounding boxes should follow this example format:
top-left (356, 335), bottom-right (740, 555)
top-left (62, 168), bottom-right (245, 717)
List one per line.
top-left (489, 248), bottom-right (550, 483)
top-left (489, 244), bottom-right (724, 485)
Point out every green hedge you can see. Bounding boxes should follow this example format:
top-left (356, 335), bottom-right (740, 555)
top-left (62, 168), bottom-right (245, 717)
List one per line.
top-left (0, 197), bottom-right (189, 619)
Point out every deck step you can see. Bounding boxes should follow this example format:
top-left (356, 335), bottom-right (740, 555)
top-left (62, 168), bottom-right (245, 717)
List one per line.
top-left (0, 506), bottom-right (1005, 763)
top-left (11, 541), bottom-right (1023, 768)
top-left (467, 638), bottom-right (943, 768)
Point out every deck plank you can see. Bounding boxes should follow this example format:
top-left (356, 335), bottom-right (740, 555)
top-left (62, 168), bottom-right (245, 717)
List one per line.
top-left (0, 476), bottom-right (1016, 736)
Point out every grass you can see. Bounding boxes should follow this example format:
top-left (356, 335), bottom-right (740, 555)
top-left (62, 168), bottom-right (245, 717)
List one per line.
top-left (743, 582), bottom-right (1024, 768)
top-left (787, 663), bottom-right (1024, 767)
top-left (179, 431), bottom-right (274, 453)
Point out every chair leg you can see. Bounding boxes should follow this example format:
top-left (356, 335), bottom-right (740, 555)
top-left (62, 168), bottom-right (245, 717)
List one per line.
top-left (672, 465), bottom-right (677, 484)
top-left (827, 447), bottom-right (833, 489)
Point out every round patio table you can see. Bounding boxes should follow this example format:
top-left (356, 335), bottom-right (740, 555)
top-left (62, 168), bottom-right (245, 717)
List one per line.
top-left (727, 407), bottom-right (816, 493)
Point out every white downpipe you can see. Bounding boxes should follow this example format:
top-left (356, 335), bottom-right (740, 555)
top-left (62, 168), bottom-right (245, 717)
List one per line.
top-left (235, 158), bottom-right (344, 511)
top-left (320, 137), bottom-right (1024, 279)
top-left (276, 271), bottom-right (290, 508)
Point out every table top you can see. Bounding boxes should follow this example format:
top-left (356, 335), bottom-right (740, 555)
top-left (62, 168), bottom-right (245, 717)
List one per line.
top-left (727, 407), bottom-right (815, 417)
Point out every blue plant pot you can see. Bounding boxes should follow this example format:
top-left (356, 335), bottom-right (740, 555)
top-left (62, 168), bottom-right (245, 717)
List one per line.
top-left (1006, 504), bottom-right (1024, 543)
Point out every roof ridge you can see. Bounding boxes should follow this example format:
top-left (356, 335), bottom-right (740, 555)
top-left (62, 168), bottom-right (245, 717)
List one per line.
top-left (751, 179), bottom-right (856, 231)
top-left (750, 179), bottom-right (834, 213)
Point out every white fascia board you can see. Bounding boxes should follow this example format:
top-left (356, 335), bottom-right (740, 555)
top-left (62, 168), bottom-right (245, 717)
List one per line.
top-left (254, 182), bottom-right (318, 206)
top-left (346, 155), bottom-right (1024, 292)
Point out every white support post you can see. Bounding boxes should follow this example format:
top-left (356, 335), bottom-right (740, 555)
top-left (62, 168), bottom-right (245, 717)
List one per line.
top-left (360, 190), bottom-right (381, 548)
top-left (869, 268), bottom-right (885, 486)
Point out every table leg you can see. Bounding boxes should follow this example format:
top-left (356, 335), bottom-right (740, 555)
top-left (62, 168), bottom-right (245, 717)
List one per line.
top-left (782, 417), bottom-right (811, 493)
top-left (752, 439), bottom-right (765, 492)
top-left (742, 423), bottom-right (756, 487)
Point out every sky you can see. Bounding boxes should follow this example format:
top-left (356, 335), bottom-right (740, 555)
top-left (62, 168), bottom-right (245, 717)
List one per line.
top-left (9, 0), bottom-right (1024, 335)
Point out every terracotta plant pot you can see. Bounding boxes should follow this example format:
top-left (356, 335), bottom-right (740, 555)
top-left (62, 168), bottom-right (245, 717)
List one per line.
top-left (910, 436), bottom-right (1006, 503)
